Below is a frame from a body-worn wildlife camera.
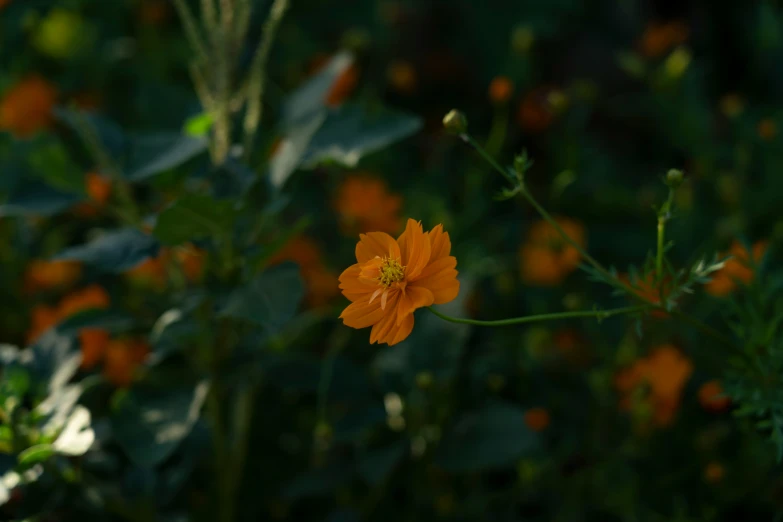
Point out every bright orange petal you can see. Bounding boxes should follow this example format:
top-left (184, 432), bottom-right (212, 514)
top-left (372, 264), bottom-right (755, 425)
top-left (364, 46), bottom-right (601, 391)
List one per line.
top-left (371, 308), bottom-right (414, 346)
top-left (338, 263), bottom-right (375, 302)
top-left (410, 256), bottom-right (459, 304)
top-left (389, 314), bottom-right (414, 345)
top-left (339, 295), bottom-right (386, 328)
top-left (369, 292), bottom-right (401, 343)
top-left (396, 285), bottom-right (434, 325)
top-left (397, 219), bottom-right (431, 279)
top-left (355, 232), bottom-right (401, 263)
top-left (428, 224), bottom-right (452, 262)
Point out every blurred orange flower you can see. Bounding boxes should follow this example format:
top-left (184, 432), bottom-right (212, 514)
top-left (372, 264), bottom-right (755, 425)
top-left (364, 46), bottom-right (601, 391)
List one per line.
top-left (269, 236), bottom-right (340, 307)
top-left (24, 260), bottom-right (82, 294)
top-left (520, 217), bottom-right (585, 286)
top-left (26, 284), bottom-right (110, 344)
top-left (639, 20), bottom-right (689, 58)
top-left (86, 172), bottom-right (112, 205)
top-left (705, 240), bottom-right (767, 297)
top-left (335, 175), bottom-right (402, 235)
top-left (488, 76), bottom-right (514, 104)
top-left (387, 60), bottom-right (417, 94)
top-left (126, 248), bottom-right (205, 289)
top-left (0, 0), bottom-right (10, 9)
top-left (616, 344), bottom-right (693, 427)
top-left (79, 328), bottom-right (110, 369)
top-left (126, 256), bottom-right (167, 289)
top-left (339, 219), bottom-right (460, 345)
top-left (325, 64), bottom-right (359, 107)
top-left (703, 462), bottom-right (725, 483)
top-left (518, 87), bottom-right (564, 133)
top-left (138, 0), bottom-right (171, 25)
top-left (0, 76), bottom-right (57, 138)
top-left (698, 380), bottom-right (731, 412)
top-left (103, 339), bottom-right (149, 387)
top-left (758, 119), bottom-right (777, 141)
top-left (524, 407), bottom-right (551, 432)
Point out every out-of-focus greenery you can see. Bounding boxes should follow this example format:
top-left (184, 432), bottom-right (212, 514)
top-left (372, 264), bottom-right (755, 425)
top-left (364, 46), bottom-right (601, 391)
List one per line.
top-left (1, 0), bottom-right (782, 521)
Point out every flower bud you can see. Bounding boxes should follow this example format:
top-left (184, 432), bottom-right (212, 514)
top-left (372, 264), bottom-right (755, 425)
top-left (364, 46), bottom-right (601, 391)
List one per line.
top-left (665, 168), bottom-right (684, 188)
top-left (442, 109), bottom-right (468, 134)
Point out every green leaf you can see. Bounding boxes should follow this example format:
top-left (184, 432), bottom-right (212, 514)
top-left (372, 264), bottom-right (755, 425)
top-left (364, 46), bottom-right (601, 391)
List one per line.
top-left (27, 139), bottom-right (84, 193)
top-left (153, 194), bottom-right (237, 245)
top-left (300, 104), bottom-right (422, 168)
top-left (219, 263), bottom-right (304, 334)
top-left (17, 444), bottom-right (55, 469)
top-left (269, 112), bottom-right (327, 188)
top-left (56, 309), bottom-right (135, 335)
top-left (434, 401), bottom-right (538, 472)
top-left (111, 380), bottom-right (209, 468)
top-left (126, 133), bottom-right (209, 181)
top-left (53, 228), bottom-right (160, 272)
top-left (282, 51), bottom-right (354, 126)
top-left (183, 112), bottom-right (214, 137)
top-left (0, 180), bottom-right (83, 217)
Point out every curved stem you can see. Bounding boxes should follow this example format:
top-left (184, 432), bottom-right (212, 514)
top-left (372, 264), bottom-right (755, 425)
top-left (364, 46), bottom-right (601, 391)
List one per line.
top-left (427, 305), bottom-right (650, 327)
top-left (460, 132), bottom-right (738, 350)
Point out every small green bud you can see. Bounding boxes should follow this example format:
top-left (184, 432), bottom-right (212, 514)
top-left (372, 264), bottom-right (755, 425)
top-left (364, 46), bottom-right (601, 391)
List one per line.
top-left (415, 372), bottom-right (434, 389)
top-left (665, 168), bottom-right (684, 188)
top-left (442, 109), bottom-right (468, 134)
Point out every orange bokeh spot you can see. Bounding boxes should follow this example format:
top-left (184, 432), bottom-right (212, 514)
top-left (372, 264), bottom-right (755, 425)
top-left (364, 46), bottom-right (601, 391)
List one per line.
top-left (520, 217), bottom-right (585, 286)
top-left (335, 175), bottom-right (402, 235)
top-left (0, 76), bottom-right (58, 138)
top-left (524, 407), bottom-right (551, 432)
top-left (103, 339), bottom-right (150, 387)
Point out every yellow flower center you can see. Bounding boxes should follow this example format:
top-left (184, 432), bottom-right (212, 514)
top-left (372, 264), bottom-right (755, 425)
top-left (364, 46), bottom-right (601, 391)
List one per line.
top-left (379, 257), bottom-right (405, 287)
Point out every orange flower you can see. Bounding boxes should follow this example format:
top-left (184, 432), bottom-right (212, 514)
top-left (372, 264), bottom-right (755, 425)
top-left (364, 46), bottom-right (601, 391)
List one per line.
top-left (758, 119), bottom-right (777, 141)
top-left (524, 407), bottom-right (550, 432)
top-left (518, 87), bottom-right (565, 133)
top-left (86, 172), bottom-right (112, 205)
top-left (616, 345), bottom-right (693, 426)
top-left (0, 76), bottom-right (57, 138)
top-left (125, 256), bottom-right (167, 289)
top-left (520, 218), bottom-right (585, 286)
top-left (639, 20), bottom-right (689, 58)
top-left (325, 64), bottom-right (359, 107)
top-left (270, 236), bottom-right (340, 307)
top-left (339, 218), bottom-right (460, 346)
top-left (174, 248), bottom-right (205, 282)
top-left (27, 305), bottom-right (61, 345)
top-left (703, 462), bottom-right (725, 483)
top-left (705, 240), bottom-right (767, 297)
top-left (103, 339), bottom-right (149, 387)
top-left (26, 285), bottom-right (110, 344)
top-left (387, 60), bottom-right (417, 94)
top-left (698, 380), bottom-right (731, 412)
top-left (335, 175), bottom-right (402, 235)
top-left (79, 328), bottom-right (110, 369)
top-left (488, 76), bottom-right (514, 104)
top-left (24, 260), bottom-right (82, 294)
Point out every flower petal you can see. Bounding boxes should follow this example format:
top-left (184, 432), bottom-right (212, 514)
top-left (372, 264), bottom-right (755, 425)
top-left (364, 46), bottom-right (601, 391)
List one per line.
top-left (339, 263), bottom-right (375, 302)
top-left (339, 298), bottom-right (385, 329)
top-left (428, 224), bottom-right (452, 262)
top-left (397, 219), bottom-right (431, 280)
top-left (355, 232), bottom-right (401, 263)
top-left (371, 306), bottom-right (414, 346)
top-left (396, 285), bottom-right (434, 325)
top-left (410, 256), bottom-right (460, 304)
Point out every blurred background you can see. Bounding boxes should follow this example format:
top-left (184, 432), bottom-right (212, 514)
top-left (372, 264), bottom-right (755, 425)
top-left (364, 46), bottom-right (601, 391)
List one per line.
top-left (1, 0), bottom-right (783, 521)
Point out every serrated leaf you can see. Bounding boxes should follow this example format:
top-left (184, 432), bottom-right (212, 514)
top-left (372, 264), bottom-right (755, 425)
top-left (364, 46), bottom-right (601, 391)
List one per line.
top-left (53, 228), bottom-right (160, 272)
top-left (153, 194), bottom-right (237, 245)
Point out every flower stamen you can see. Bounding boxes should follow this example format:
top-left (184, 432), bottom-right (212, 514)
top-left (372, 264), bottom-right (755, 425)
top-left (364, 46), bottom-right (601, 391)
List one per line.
top-left (379, 257), bottom-right (405, 287)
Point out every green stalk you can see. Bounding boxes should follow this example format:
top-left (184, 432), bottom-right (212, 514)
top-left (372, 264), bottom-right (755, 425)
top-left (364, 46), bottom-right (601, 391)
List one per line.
top-left (427, 305), bottom-right (650, 327)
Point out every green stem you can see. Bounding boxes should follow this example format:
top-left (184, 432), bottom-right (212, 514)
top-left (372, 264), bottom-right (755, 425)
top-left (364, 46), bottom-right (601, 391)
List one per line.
top-left (460, 131), bottom-right (738, 350)
top-left (656, 216), bottom-right (665, 276)
top-left (427, 305), bottom-right (650, 327)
